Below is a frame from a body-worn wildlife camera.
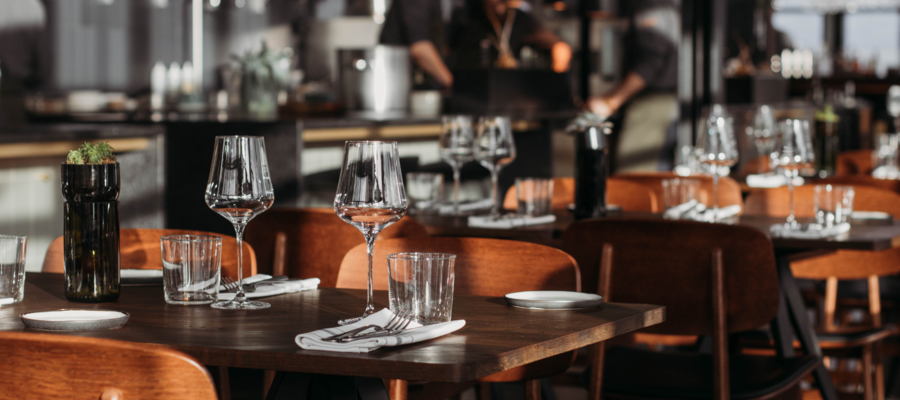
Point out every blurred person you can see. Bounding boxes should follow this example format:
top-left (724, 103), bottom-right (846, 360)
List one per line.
top-left (587, 0), bottom-right (679, 172)
top-left (0, 0), bottom-right (46, 126)
top-left (379, 0), bottom-right (455, 89)
top-left (447, 0), bottom-right (571, 72)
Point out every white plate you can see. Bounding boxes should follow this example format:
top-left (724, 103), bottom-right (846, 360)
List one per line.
top-left (20, 310), bottom-right (129, 331)
top-left (504, 291), bottom-right (603, 310)
top-left (851, 211), bottom-right (892, 220)
top-left (121, 269), bottom-right (163, 285)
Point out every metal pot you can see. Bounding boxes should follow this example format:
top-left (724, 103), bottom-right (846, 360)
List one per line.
top-left (338, 46), bottom-right (411, 112)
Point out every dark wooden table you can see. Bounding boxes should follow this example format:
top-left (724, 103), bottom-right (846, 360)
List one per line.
top-left (3, 273), bottom-right (664, 398)
top-left (417, 212), bottom-right (900, 400)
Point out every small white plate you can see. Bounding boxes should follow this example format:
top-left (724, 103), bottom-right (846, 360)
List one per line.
top-left (20, 310), bottom-right (130, 331)
top-left (851, 211), bottom-right (892, 220)
top-left (504, 291), bottom-right (603, 310)
top-left (121, 269), bottom-right (163, 285)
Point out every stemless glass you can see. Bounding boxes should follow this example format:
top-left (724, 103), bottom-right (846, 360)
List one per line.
top-left (747, 105), bottom-right (776, 173)
top-left (474, 116), bottom-right (516, 218)
top-left (697, 107), bottom-right (739, 222)
top-left (439, 115), bottom-right (475, 215)
top-left (205, 136), bottom-right (275, 310)
top-left (772, 119), bottom-right (815, 228)
top-left (335, 141), bottom-right (409, 324)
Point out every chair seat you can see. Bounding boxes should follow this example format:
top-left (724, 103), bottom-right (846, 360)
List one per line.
top-left (603, 346), bottom-right (818, 400)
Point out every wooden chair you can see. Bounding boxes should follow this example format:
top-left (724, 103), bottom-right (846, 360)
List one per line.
top-left (0, 331), bottom-right (218, 400)
top-left (42, 228), bottom-right (257, 279)
top-left (836, 150), bottom-right (875, 176)
top-left (502, 177), bottom-right (659, 213)
top-left (745, 185), bottom-right (900, 400)
top-left (562, 219), bottom-right (818, 400)
top-left (612, 171), bottom-right (744, 210)
top-left (243, 208), bottom-right (428, 287)
top-left (337, 237), bottom-right (580, 400)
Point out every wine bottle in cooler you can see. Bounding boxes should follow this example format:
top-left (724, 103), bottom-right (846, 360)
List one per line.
top-left (572, 122), bottom-right (611, 220)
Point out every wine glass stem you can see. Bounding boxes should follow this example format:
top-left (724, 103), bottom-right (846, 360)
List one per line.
top-left (452, 167), bottom-right (461, 214)
top-left (233, 223), bottom-right (247, 301)
top-left (787, 171), bottom-right (796, 225)
top-left (711, 166), bottom-right (720, 223)
top-left (489, 169), bottom-right (500, 218)
top-left (364, 234), bottom-right (377, 317)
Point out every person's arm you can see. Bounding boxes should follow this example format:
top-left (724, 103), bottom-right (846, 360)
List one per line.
top-left (518, 12), bottom-right (571, 72)
top-left (410, 40), bottom-right (454, 88)
top-left (586, 72), bottom-right (646, 116)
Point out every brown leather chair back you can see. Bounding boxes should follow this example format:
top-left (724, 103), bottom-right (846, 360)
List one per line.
top-left (337, 237), bottom-right (580, 296)
top-left (739, 155), bottom-right (772, 175)
top-left (502, 177), bottom-right (659, 213)
top-left (613, 171), bottom-right (744, 210)
top-left (562, 219), bottom-right (778, 336)
top-left (0, 331), bottom-right (218, 400)
top-left (244, 208), bottom-right (428, 287)
top-left (43, 228), bottom-right (256, 279)
top-left (836, 149), bottom-right (875, 176)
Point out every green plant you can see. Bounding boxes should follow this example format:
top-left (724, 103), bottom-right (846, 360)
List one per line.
top-left (66, 142), bottom-right (117, 165)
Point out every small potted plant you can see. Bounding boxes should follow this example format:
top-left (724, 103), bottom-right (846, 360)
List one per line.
top-left (62, 142), bottom-right (120, 302)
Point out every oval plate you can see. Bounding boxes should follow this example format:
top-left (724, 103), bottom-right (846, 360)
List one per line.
top-left (504, 291), bottom-right (603, 310)
top-left (20, 309), bottom-right (129, 331)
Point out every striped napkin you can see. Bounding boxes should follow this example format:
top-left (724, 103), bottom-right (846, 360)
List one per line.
top-left (295, 309), bottom-right (466, 353)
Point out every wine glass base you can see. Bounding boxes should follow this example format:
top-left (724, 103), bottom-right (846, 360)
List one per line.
top-left (211, 299), bottom-right (271, 310)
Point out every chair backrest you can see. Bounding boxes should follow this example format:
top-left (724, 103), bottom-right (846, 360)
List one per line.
top-left (0, 331), bottom-right (218, 400)
top-left (612, 171), bottom-right (743, 210)
top-left (739, 155), bottom-right (772, 175)
top-left (43, 228), bottom-right (257, 279)
top-left (562, 219), bottom-right (778, 336)
top-left (244, 208), bottom-right (428, 287)
top-left (836, 149), bottom-right (874, 176)
top-left (819, 175), bottom-right (900, 195)
top-left (502, 177), bottom-right (659, 213)
top-left (336, 237), bottom-right (580, 296)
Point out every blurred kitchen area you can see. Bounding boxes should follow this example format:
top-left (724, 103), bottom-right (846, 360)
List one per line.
top-left (1, 0), bottom-right (899, 270)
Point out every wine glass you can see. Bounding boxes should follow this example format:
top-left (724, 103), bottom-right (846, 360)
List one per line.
top-left (205, 136), bottom-right (275, 310)
top-left (439, 115), bottom-right (475, 215)
top-left (697, 106), bottom-right (739, 222)
top-left (474, 116), bottom-right (516, 219)
top-left (747, 105), bottom-right (776, 173)
top-left (772, 119), bottom-right (814, 228)
top-left (335, 141), bottom-right (408, 324)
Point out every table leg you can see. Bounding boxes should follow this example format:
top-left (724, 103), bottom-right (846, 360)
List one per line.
top-left (265, 372), bottom-right (390, 400)
top-left (775, 253), bottom-right (838, 400)
top-left (265, 372), bottom-right (311, 400)
top-left (355, 377), bottom-right (391, 400)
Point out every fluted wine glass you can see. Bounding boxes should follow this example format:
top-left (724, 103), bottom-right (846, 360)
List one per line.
top-left (206, 136), bottom-right (275, 310)
top-left (439, 115), bottom-right (475, 215)
top-left (697, 106), bottom-right (739, 223)
top-left (335, 141), bottom-right (408, 324)
top-left (474, 116), bottom-right (516, 219)
top-left (747, 105), bottom-right (776, 173)
top-left (772, 119), bottom-right (814, 228)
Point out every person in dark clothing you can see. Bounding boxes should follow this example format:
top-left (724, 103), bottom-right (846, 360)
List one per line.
top-left (379, 0), bottom-right (454, 88)
top-left (587, 0), bottom-right (679, 171)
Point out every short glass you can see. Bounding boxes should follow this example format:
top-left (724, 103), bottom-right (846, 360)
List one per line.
top-left (160, 235), bottom-right (222, 305)
top-left (814, 185), bottom-right (855, 228)
top-left (516, 178), bottom-right (553, 216)
top-left (0, 235), bottom-right (27, 305)
top-left (387, 252), bottom-right (456, 325)
top-left (662, 178), bottom-right (701, 219)
top-left (406, 173), bottom-right (444, 213)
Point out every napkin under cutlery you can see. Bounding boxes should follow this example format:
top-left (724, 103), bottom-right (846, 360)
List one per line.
top-left (746, 173), bottom-right (805, 188)
top-left (664, 202), bottom-right (741, 222)
top-left (770, 222), bottom-right (851, 239)
top-left (295, 309), bottom-right (466, 353)
top-left (468, 214), bottom-right (557, 229)
top-left (438, 199), bottom-right (493, 215)
top-left (218, 274), bottom-right (320, 300)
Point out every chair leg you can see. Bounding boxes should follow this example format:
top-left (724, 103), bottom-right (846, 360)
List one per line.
top-left (876, 342), bottom-right (886, 400)
top-left (863, 344), bottom-right (875, 400)
top-left (263, 370), bottom-right (277, 399)
top-left (525, 379), bottom-right (541, 400)
top-left (476, 383), bottom-right (492, 400)
top-left (388, 379), bottom-right (408, 400)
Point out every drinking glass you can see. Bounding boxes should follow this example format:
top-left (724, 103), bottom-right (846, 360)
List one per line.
top-left (661, 178), bottom-right (701, 220)
top-left (387, 252), bottom-right (456, 325)
top-left (0, 235), bottom-right (27, 305)
top-left (772, 119), bottom-right (814, 228)
top-left (335, 141), bottom-right (409, 324)
top-left (696, 106), bottom-right (738, 222)
top-left (205, 136), bottom-right (275, 309)
top-left (747, 105), bottom-right (776, 173)
top-left (406, 172), bottom-right (443, 213)
top-left (160, 235), bottom-right (222, 305)
top-left (474, 116), bottom-right (516, 218)
top-left (515, 178), bottom-right (553, 216)
top-left (439, 116), bottom-right (475, 215)
top-left (814, 185), bottom-right (854, 228)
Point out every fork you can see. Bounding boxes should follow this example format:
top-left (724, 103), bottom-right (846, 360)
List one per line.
top-left (322, 310), bottom-right (414, 342)
top-left (321, 312), bottom-right (405, 342)
top-left (337, 311), bottom-right (416, 342)
top-left (220, 277), bottom-right (240, 293)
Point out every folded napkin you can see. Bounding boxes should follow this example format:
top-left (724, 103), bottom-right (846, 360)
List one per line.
top-left (663, 199), bottom-right (700, 219)
top-left (872, 166), bottom-right (900, 180)
top-left (295, 309), bottom-right (466, 353)
top-left (468, 214), bottom-right (556, 229)
top-left (746, 173), bottom-right (805, 188)
top-left (769, 222), bottom-right (851, 239)
top-left (665, 202), bottom-right (741, 222)
top-left (693, 205), bottom-right (742, 222)
top-left (218, 274), bottom-right (320, 300)
top-left (438, 199), bottom-right (493, 215)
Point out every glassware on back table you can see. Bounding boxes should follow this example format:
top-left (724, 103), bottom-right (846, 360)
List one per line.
top-left (746, 105), bottom-right (776, 173)
top-left (335, 141), bottom-right (409, 325)
top-left (206, 136), bottom-right (275, 310)
top-left (696, 106), bottom-right (739, 223)
top-left (474, 116), bottom-right (516, 219)
top-left (439, 116), bottom-right (474, 215)
top-left (771, 119), bottom-right (814, 229)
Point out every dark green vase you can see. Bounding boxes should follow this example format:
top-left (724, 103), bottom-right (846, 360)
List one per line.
top-left (61, 163), bottom-right (120, 302)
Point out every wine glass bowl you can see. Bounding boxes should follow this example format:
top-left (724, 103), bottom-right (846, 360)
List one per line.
top-left (696, 107), bottom-right (738, 222)
top-left (474, 116), bottom-right (516, 218)
top-left (439, 115), bottom-right (475, 215)
top-left (206, 136), bottom-right (275, 310)
top-left (747, 105), bottom-right (776, 172)
top-left (335, 141), bottom-right (408, 324)
top-left (771, 119), bottom-right (815, 228)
